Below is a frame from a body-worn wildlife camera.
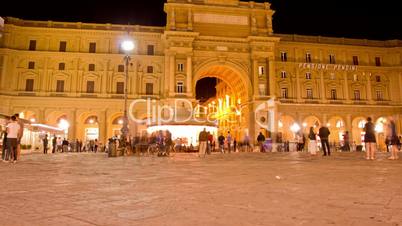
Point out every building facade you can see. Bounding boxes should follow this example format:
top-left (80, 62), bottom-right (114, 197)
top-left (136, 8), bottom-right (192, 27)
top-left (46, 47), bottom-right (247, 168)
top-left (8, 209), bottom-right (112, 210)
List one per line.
top-left (0, 0), bottom-right (401, 148)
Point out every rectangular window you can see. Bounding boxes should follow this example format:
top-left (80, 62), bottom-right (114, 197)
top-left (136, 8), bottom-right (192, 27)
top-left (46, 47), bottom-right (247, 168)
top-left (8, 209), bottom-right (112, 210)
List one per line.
top-left (306, 53), bottom-right (312, 63)
top-left (258, 66), bottom-right (265, 76)
top-left (147, 45), bottom-right (155, 55)
top-left (376, 90), bottom-right (383, 100)
top-left (177, 63), bottom-right (184, 72)
top-left (88, 64), bottom-right (95, 71)
top-left (259, 84), bottom-right (266, 96)
top-left (353, 74), bottom-right (358, 82)
top-left (280, 52), bottom-right (287, 62)
top-left (29, 40), bottom-right (36, 51)
top-left (281, 88), bottom-right (288, 99)
top-left (116, 82), bottom-right (124, 94)
top-left (56, 80), bottom-right (64, 92)
top-left (28, 61), bottom-right (35, 69)
top-left (305, 72), bottom-right (312, 80)
top-left (89, 42), bottom-right (96, 53)
top-left (375, 57), bottom-right (381, 66)
top-left (329, 54), bottom-right (336, 64)
top-left (58, 63), bottom-right (65, 71)
top-left (59, 41), bottom-right (67, 52)
top-left (331, 89), bottom-right (337, 100)
top-left (86, 81), bottom-right (95, 93)
top-left (118, 65), bottom-right (125, 72)
top-left (354, 90), bottom-right (360, 100)
top-left (281, 71), bottom-right (287, 79)
top-left (25, 79), bottom-right (34, 92)
top-left (375, 75), bottom-right (381, 82)
top-left (307, 89), bottom-right (313, 99)
top-left (146, 83), bottom-right (153, 95)
top-left (147, 66), bottom-right (154, 73)
top-left (177, 82), bottom-right (184, 93)
top-left (353, 56), bottom-right (359, 65)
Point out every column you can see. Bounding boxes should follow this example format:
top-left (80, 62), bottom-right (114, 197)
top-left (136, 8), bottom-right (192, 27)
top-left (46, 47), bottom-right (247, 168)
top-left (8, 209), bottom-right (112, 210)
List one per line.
top-left (186, 54), bottom-right (193, 95)
top-left (187, 9), bottom-right (193, 31)
top-left (41, 57), bottom-right (49, 92)
top-left (0, 55), bottom-right (8, 89)
top-left (399, 72), bottom-right (402, 102)
top-left (68, 109), bottom-right (77, 140)
top-left (322, 114), bottom-right (328, 126)
top-left (169, 54), bottom-right (175, 95)
top-left (343, 72), bottom-right (350, 101)
top-left (101, 60), bottom-right (108, 95)
top-left (38, 108), bottom-right (45, 124)
top-left (320, 71), bottom-right (326, 102)
top-left (248, 103), bottom-right (256, 143)
top-left (296, 69), bottom-right (301, 102)
top-left (366, 73), bottom-right (373, 102)
top-left (99, 110), bottom-right (107, 144)
top-left (346, 114), bottom-right (352, 133)
top-left (268, 58), bottom-right (275, 97)
top-left (252, 58), bottom-right (259, 97)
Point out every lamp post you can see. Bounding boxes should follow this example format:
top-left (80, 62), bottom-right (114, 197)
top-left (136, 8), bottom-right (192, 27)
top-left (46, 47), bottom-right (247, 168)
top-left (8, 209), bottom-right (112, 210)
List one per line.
top-left (120, 40), bottom-right (135, 147)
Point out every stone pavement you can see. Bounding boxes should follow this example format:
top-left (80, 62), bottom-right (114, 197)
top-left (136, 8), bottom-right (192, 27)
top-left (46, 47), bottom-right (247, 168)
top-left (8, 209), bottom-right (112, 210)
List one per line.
top-left (0, 151), bottom-right (401, 226)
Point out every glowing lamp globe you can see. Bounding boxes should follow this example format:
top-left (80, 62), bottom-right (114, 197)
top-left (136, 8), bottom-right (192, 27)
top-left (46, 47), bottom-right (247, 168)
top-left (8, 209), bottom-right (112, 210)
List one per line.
top-left (121, 40), bottom-right (135, 52)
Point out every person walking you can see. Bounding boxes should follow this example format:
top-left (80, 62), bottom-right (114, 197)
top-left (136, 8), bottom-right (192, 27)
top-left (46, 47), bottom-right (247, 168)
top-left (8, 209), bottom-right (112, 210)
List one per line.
top-left (364, 117), bottom-right (376, 160)
top-left (43, 134), bottom-right (48, 154)
top-left (226, 132), bottom-right (232, 153)
top-left (218, 134), bottom-right (225, 153)
top-left (56, 137), bottom-right (63, 152)
top-left (308, 127), bottom-right (318, 156)
top-left (1, 127), bottom-right (8, 161)
top-left (386, 117), bottom-right (399, 160)
top-left (62, 138), bottom-right (69, 153)
top-left (198, 128), bottom-right (208, 157)
top-left (342, 131), bottom-right (350, 151)
top-left (6, 115), bottom-right (21, 163)
top-left (52, 135), bottom-right (57, 153)
top-left (257, 132), bottom-right (265, 152)
top-left (319, 125), bottom-right (331, 156)
top-left (14, 113), bottom-right (24, 160)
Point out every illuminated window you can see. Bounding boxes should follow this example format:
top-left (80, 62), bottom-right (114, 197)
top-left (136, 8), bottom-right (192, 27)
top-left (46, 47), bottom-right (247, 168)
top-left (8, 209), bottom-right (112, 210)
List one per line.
top-left (306, 52), bottom-right (312, 63)
top-left (177, 82), bottom-right (184, 93)
top-left (329, 54), bottom-right (336, 64)
top-left (280, 52), bottom-right (287, 62)
top-left (258, 66), bottom-right (265, 76)
top-left (281, 71), bottom-right (287, 79)
top-left (336, 120), bottom-right (344, 128)
top-left (358, 120), bottom-right (366, 129)
top-left (177, 63), bottom-right (184, 72)
top-left (281, 88), bottom-right (288, 99)
top-left (331, 89), bottom-right (337, 100)
top-left (306, 72), bottom-right (312, 80)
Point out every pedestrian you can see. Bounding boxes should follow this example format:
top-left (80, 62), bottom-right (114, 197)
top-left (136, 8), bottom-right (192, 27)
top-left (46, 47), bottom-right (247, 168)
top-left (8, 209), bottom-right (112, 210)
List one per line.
top-left (233, 138), bottom-right (237, 153)
top-left (43, 134), bottom-right (48, 154)
top-left (94, 139), bottom-right (99, 153)
top-left (318, 124), bottom-right (331, 156)
top-left (14, 113), bottom-right (24, 160)
top-left (363, 117), bottom-right (376, 160)
top-left (1, 125), bottom-right (8, 161)
top-left (198, 128), bottom-right (208, 157)
top-left (257, 132), bottom-right (265, 152)
top-left (226, 132), bottom-right (232, 153)
top-left (308, 127), bottom-right (317, 156)
top-left (342, 131), bottom-right (350, 151)
top-left (386, 117), bottom-right (399, 160)
top-left (56, 137), bottom-right (63, 152)
top-left (243, 134), bottom-right (251, 152)
top-left (207, 132), bottom-right (213, 154)
top-left (296, 132), bottom-right (304, 151)
top-left (218, 133), bottom-right (225, 153)
top-left (52, 135), bottom-right (57, 153)
top-left (6, 115), bottom-right (21, 163)
top-left (62, 138), bottom-right (69, 152)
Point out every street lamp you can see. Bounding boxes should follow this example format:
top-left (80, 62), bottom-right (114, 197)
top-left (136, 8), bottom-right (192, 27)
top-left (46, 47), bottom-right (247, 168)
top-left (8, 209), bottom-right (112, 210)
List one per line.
top-left (120, 39), bottom-right (135, 146)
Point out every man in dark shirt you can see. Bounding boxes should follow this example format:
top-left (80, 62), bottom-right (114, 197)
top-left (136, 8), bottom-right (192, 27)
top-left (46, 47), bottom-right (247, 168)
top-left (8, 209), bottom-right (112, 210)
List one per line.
top-left (319, 125), bottom-right (331, 156)
top-left (257, 132), bottom-right (266, 152)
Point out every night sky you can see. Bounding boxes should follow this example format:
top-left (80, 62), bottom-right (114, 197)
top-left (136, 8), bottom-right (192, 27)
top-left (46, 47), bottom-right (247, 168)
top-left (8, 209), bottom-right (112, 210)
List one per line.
top-left (1, 0), bottom-right (401, 40)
